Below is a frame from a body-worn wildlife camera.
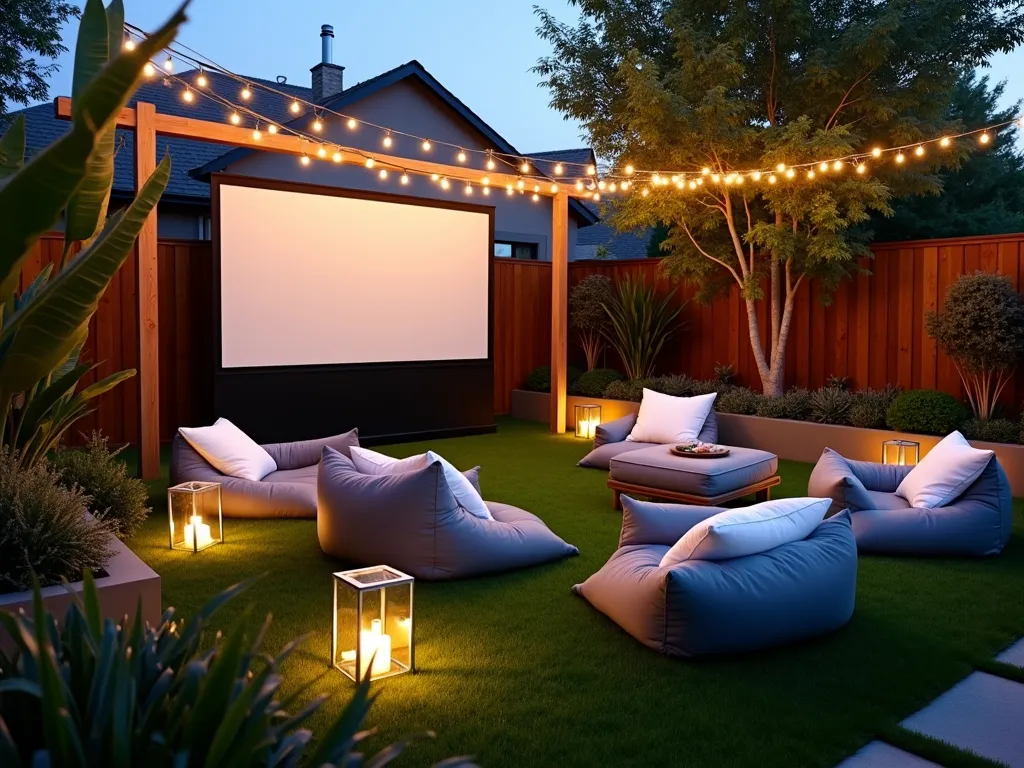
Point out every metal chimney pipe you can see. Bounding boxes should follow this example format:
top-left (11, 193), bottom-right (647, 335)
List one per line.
top-left (320, 24), bottom-right (334, 64)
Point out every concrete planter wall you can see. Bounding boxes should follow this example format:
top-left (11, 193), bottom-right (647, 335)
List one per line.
top-left (0, 534), bottom-right (161, 653)
top-left (510, 389), bottom-right (1024, 498)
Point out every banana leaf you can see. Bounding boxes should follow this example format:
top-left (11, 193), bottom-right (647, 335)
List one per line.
top-left (13, 361), bottom-right (94, 449)
top-left (65, 0), bottom-right (125, 246)
top-left (0, 155), bottom-right (170, 398)
top-left (0, 115), bottom-right (25, 180)
top-left (0, 2), bottom-right (187, 306)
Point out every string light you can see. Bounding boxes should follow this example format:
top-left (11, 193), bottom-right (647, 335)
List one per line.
top-left (517, 179), bottom-right (525, 190)
top-left (856, 163), bottom-right (867, 174)
top-left (832, 160), bottom-right (843, 171)
top-left (711, 173), bottom-right (721, 183)
top-left (240, 84), bottom-right (251, 101)
top-left (533, 193), bottom-right (541, 202)
top-left (486, 153), bottom-right (496, 171)
top-left (979, 132), bottom-right (991, 144)
top-left (871, 147), bottom-right (882, 158)
top-left (290, 100), bottom-right (301, 114)
top-left (807, 169), bottom-right (816, 179)
top-left (312, 117), bottom-right (323, 132)
top-left (785, 168), bottom-right (795, 179)
top-left (332, 150), bottom-right (342, 163)
top-left (422, 139), bottom-right (432, 151)
top-left (609, 182), bottom-right (618, 192)
top-left (550, 183), bottom-right (559, 193)
top-left (575, 181), bottom-right (584, 192)
top-left (431, 173), bottom-right (440, 181)
top-left (940, 136), bottom-right (951, 147)
top-left (143, 62), bottom-right (155, 77)
top-left (482, 176), bottom-right (490, 186)
top-left (379, 169), bottom-right (388, 180)
top-left (483, 186), bottom-right (490, 196)
top-left (440, 178), bottom-right (450, 190)
top-left (625, 164), bottom-right (634, 175)
top-left (123, 38), bottom-right (136, 51)
top-left (895, 152), bottom-right (905, 164)
top-left (383, 132), bottom-right (393, 148)
top-left (776, 163), bottom-right (786, 172)
top-left (520, 160), bottom-right (531, 173)
top-left (591, 192), bottom-right (600, 202)
top-left (268, 124), bottom-right (278, 135)
top-left (533, 184), bottom-right (541, 193)
top-left (464, 182), bottom-right (473, 194)
top-left (196, 70), bottom-right (208, 88)
top-left (688, 180), bottom-right (697, 190)
top-left (229, 111), bottom-right (241, 125)
top-left (914, 145), bottom-right (925, 157)
top-left (641, 188), bottom-right (650, 197)
top-left (751, 171), bottom-right (762, 182)
top-left (182, 88), bottom-right (194, 103)
top-left (252, 126), bottom-right (261, 141)
top-left (587, 165), bottom-right (596, 176)
top-left (457, 149), bottom-right (467, 163)
top-left (347, 117), bottom-right (357, 130)
top-left (597, 180), bottom-right (606, 190)
top-left (768, 174), bottom-right (777, 184)
top-left (819, 161), bottom-right (829, 172)
top-left (554, 163), bottom-right (563, 175)
top-left (163, 55), bottom-right (173, 72)
top-left (506, 184), bottom-right (514, 195)
top-left (652, 173), bottom-right (661, 185)
top-left (365, 157), bottom-right (375, 168)
top-left (317, 145), bottom-right (327, 158)
top-left (400, 173), bottom-right (410, 185)
top-left (300, 155), bottom-right (310, 166)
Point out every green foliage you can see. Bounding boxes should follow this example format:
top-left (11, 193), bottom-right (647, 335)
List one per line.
top-left (602, 378), bottom-right (650, 402)
top-left (524, 365), bottom-right (582, 393)
top-left (0, 576), bottom-right (475, 767)
top-left (534, 0), bottom-right (1024, 394)
top-left (575, 367), bottom-right (622, 397)
top-left (755, 388), bottom-right (811, 421)
top-left (926, 272), bottom-right (1024, 420)
top-left (646, 373), bottom-right (695, 396)
top-left (874, 73), bottom-right (1024, 241)
top-left (0, 0), bottom-right (182, 466)
top-left (0, 447), bottom-right (112, 594)
top-left (570, 274), bottom-right (613, 370)
top-left (849, 386), bottom-right (903, 429)
top-left (602, 274), bottom-right (683, 380)
top-left (961, 417), bottom-right (1021, 445)
top-left (645, 222), bottom-right (669, 257)
top-left (809, 387), bottom-right (855, 424)
top-left (886, 390), bottom-right (968, 435)
top-left (714, 363), bottom-right (735, 385)
top-left (826, 375), bottom-right (850, 391)
top-left (716, 387), bottom-right (760, 415)
top-left (0, 1), bottom-right (79, 116)
top-left (50, 432), bottom-right (150, 539)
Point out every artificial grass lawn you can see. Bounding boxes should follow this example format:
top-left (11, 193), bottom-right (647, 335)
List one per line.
top-left (126, 418), bottom-right (1024, 767)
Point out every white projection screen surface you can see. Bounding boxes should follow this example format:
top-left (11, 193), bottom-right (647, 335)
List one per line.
top-left (217, 183), bottom-right (491, 368)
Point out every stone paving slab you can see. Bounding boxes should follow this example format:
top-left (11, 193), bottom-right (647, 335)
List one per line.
top-left (835, 741), bottom-right (940, 767)
top-left (901, 671), bottom-right (1024, 768)
top-left (996, 637), bottom-right (1024, 669)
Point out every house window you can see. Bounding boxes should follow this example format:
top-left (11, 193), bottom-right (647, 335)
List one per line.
top-left (494, 241), bottom-right (538, 260)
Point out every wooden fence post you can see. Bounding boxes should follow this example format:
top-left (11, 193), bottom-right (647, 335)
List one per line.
top-left (550, 192), bottom-right (569, 433)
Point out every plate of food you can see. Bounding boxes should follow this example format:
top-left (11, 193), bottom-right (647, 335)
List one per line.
top-left (670, 441), bottom-right (730, 458)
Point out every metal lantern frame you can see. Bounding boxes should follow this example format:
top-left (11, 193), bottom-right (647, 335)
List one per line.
top-left (167, 480), bottom-right (224, 553)
top-left (331, 565), bottom-right (415, 684)
top-left (574, 403), bottom-right (602, 440)
top-left (881, 439), bottom-right (921, 466)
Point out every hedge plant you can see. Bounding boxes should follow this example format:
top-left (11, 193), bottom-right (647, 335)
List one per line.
top-left (575, 368), bottom-right (622, 397)
top-left (716, 387), bottom-right (760, 415)
top-left (524, 365), bottom-right (582, 393)
top-left (886, 390), bottom-right (968, 435)
top-left (961, 417), bottom-right (1021, 445)
top-left (755, 388), bottom-right (811, 421)
top-left (809, 387), bottom-right (855, 424)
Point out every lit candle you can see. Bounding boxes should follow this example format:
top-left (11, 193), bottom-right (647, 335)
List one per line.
top-left (342, 618), bottom-right (392, 678)
top-left (579, 419), bottom-right (596, 440)
top-left (184, 514), bottom-right (213, 549)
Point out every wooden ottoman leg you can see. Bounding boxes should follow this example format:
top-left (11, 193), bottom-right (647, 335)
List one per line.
top-left (612, 487), bottom-right (622, 510)
top-left (755, 488), bottom-right (771, 502)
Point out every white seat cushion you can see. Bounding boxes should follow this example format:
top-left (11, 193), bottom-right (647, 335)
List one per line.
top-left (178, 418), bottom-right (277, 482)
top-left (627, 390), bottom-right (717, 444)
top-left (896, 431), bottom-right (993, 509)
top-left (660, 497), bottom-right (830, 566)
top-left (349, 447), bottom-right (492, 521)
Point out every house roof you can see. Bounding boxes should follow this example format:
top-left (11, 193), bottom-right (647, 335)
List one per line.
top-left (575, 201), bottom-right (653, 260)
top-left (191, 60), bottom-right (598, 225)
top-left (525, 147), bottom-right (596, 178)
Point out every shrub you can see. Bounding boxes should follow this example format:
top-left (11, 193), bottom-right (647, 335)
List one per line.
top-left (926, 272), bottom-right (1024, 420)
top-left (714, 363), bottom-right (735, 385)
top-left (51, 432), bottom-right (151, 540)
top-left (689, 378), bottom-right (730, 396)
top-left (575, 368), bottom-right (623, 397)
top-left (648, 374), bottom-right (696, 397)
top-left (809, 387), bottom-right (855, 424)
top-left (849, 385), bottom-right (902, 429)
top-left (961, 417), bottom-right (1021, 444)
top-left (602, 274), bottom-right (684, 380)
top-left (826, 375), bottom-right (851, 391)
top-left (886, 390), bottom-right (968, 435)
top-left (0, 576), bottom-right (471, 768)
top-left (570, 274), bottom-right (613, 370)
top-left (0, 448), bottom-right (113, 594)
top-left (716, 387), bottom-right (760, 415)
top-left (756, 388), bottom-right (811, 420)
top-left (603, 378), bottom-right (651, 402)
top-left (524, 365), bottom-right (582, 393)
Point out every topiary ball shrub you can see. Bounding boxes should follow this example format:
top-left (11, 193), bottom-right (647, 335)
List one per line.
top-left (0, 448), bottom-right (114, 594)
top-left (716, 387), bottom-right (761, 415)
top-left (524, 365), bottom-right (582, 393)
top-left (575, 368), bottom-right (623, 398)
top-left (51, 432), bottom-right (151, 540)
top-left (886, 390), bottom-right (968, 435)
top-left (603, 378), bottom-right (651, 402)
top-left (809, 387), bottom-right (855, 425)
top-left (960, 417), bottom-right (1021, 445)
top-left (755, 388), bottom-right (811, 420)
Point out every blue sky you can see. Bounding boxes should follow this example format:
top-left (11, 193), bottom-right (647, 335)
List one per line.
top-left (39, 0), bottom-right (1024, 153)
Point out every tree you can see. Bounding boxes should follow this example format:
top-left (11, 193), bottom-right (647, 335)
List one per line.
top-left (569, 274), bottom-right (613, 369)
top-left (873, 73), bottom-right (1024, 241)
top-left (0, 0), bottom-right (79, 116)
top-left (535, 0), bottom-right (1024, 395)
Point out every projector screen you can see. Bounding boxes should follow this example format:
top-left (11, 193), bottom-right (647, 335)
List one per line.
top-left (217, 181), bottom-right (491, 369)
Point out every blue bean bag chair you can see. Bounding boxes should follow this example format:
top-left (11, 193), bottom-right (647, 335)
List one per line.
top-left (808, 448), bottom-right (1012, 557)
top-left (572, 496), bottom-right (858, 657)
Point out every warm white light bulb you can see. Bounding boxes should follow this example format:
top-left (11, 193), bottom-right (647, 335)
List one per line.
top-left (807, 169), bottom-right (816, 179)
top-left (332, 151), bottom-right (342, 163)
top-left (914, 145), bottom-right (925, 156)
top-left (143, 62), bottom-right (155, 77)
top-left (506, 184), bottom-right (514, 195)
top-left (182, 88), bottom-right (194, 103)
top-left (229, 112), bottom-right (241, 125)
top-left (241, 85), bottom-right (251, 100)
top-left (312, 118), bottom-right (323, 132)
top-left (123, 38), bottom-right (136, 52)
top-left (591, 192), bottom-right (599, 201)
top-left (895, 152), bottom-right (905, 164)
top-left (703, 166), bottom-right (712, 176)
top-left (268, 124), bottom-right (278, 135)
top-left (464, 182), bottom-right (473, 194)
top-left (554, 163), bottom-right (563, 175)
top-left (163, 55), bottom-right (173, 72)
top-left (711, 173), bottom-right (721, 183)
top-left (520, 161), bottom-right (530, 173)
top-left (550, 183), bottom-right (559, 193)
top-left (431, 173), bottom-right (440, 181)
top-left (751, 171), bottom-right (762, 181)
top-left (290, 100), bottom-right (301, 114)
top-left (871, 147), bottom-right (882, 158)
top-left (300, 155), bottom-right (310, 166)
top-left (979, 132), bottom-right (991, 145)
top-left (776, 163), bottom-right (786, 172)
top-left (347, 118), bottom-right (357, 130)
top-left (641, 187), bottom-right (650, 197)
top-left (688, 181), bottom-right (697, 190)
top-left (317, 145), bottom-right (327, 158)
top-left (586, 164), bottom-right (596, 176)
top-left (482, 186), bottom-right (490, 196)
top-left (856, 163), bottom-right (867, 174)
top-left (768, 174), bottom-right (777, 184)
top-left (652, 173), bottom-right (661, 185)
top-left (441, 178), bottom-right (450, 190)
top-left (379, 169), bottom-right (388, 180)
top-left (400, 173), bottom-right (410, 185)
top-left (833, 160), bottom-right (843, 171)
top-left (365, 157), bottom-right (375, 168)
top-left (517, 179), bottom-right (525, 190)
top-left (625, 164), bottom-right (635, 175)
top-left (533, 193), bottom-right (540, 202)
top-left (422, 139), bottom-right (432, 151)
top-left (575, 180), bottom-right (584, 191)
top-left (819, 161), bottom-right (829, 172)
top-left (486, 156), bottom-right (496, 170)
top-left (457, 150), bottom-right (467, 163)
top-left (252, 128), bottom-right (261, 140)
top-left (940, 136), bottom-right (951, 148)
top-left (383, 133), bottom-right (392, 148)
top-left (785, 168), bottom-right (795, 179)
top-left (197, 72), bottom-right (208, 88)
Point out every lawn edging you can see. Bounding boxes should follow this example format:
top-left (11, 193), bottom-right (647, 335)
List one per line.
top-left (510, 389), bottom-right (1024, 497)
top-left (0, 532), bottom-right (161, 654)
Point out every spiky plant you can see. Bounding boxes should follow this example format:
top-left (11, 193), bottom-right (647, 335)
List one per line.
top-left (601, 274), bottom-right (684, 381)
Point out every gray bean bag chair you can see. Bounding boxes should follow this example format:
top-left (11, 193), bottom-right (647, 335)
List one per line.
top-left (169, 429), bottom-right (359, 519)
top-left (317, 446), bottom-right (578, 580)
top-left (573, 496), bottom-right (857, 656)
top-left (808, 448), bottom-right (1012, 557)
top-left (578, 410), bottom-right (719, 470)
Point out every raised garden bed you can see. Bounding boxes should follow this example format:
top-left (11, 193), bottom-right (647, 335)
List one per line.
top-left (510, 389), bottom-right (1024, 497)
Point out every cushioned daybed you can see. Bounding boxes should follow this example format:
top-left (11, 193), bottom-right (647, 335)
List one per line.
top-left (808, 447), bottom-right (1012, 556)
top-left (170, 429), bottom-right (359, 519)
top-left (578, 410), bottom-right (720, 470)
top-left (317, 446), bottom-right (579, 580)
top-left (573, 496), bottom-right (858, 657)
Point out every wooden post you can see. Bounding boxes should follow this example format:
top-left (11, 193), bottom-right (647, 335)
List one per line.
top-left (134, 102), bottom-right (161, 480)
top-left (550, 191), bottom-right (569, 433)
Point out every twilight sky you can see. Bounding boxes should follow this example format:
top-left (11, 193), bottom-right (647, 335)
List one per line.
top-left (39, 0), bottom-right (1024, 154)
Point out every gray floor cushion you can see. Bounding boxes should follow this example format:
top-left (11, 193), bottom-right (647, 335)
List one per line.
top-left (573, 496), bottom-right (857, 656)
top-left (808, 447), bottom-right (1012, 556)
top-left (609, 444), bottom-right (778, 497)
top-left (317, 447), bottom-right (578, 580)
top-left (578, 410), bottom-right (718, 470)
top-left (170, 429), bottom-right (359, 519)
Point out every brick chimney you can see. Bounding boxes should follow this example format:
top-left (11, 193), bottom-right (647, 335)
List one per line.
top-left (311, 24), bottom-right (344, 102)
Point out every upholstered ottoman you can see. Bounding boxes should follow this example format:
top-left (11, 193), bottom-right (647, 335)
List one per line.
top-left (607, 444), bottom-right (780, 509)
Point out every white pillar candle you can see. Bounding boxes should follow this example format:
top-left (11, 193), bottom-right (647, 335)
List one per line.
top-left (184, 515), bottom-right (213, 549)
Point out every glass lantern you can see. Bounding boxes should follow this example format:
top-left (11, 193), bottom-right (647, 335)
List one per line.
top-left (167, 481), bottom-right (223, 552)
top-left (332, 565), bottom-right (414, 683)
top-left (882, 439), bottom-right (921, 466)
top-left (574, 403), bottom-right (602, 440)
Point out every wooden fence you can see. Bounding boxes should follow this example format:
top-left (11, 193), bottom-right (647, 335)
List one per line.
top-left (18, 231), bottom-right (1024, 446)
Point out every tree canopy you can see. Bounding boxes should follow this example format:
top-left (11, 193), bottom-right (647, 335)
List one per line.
top-left (0, 0), bottom-right (79, 116)
top-left (535, 0), bottom-right (1024, 394)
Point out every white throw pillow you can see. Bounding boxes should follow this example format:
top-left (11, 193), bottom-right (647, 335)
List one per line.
top-left (349, 447), bottom-right (493, 521)
top-left (179, 418), bottom-right (277, 482)
top-left (627, 390), bottom-right (717, 444)
top-left (660, 497), bottom-right (830, 567)
top-left (895, 431), bottom-right (993, 509)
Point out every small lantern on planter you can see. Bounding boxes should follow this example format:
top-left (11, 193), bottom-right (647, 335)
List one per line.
top-left (167, 481), bottom-right (223, 552)
top-left (574, 403), bottom-right (602, 440)
top-left (882, 439), bottom-right (921, 466)
top-left (332, 565), bottom-right (414, 683)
